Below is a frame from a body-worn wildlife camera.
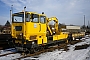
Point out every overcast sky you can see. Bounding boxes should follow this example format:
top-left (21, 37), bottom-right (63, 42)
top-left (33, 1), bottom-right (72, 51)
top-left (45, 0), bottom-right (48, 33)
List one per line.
top-left (0, 0), bottom-right (90, 26)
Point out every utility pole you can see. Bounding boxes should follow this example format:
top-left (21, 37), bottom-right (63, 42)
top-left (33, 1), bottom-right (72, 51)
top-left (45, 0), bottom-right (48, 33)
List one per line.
top-left (88, 20), bottom-right (90, 29)
top-left (88, 20), bottom-right (89, 26)
top-left (84, 15), bottom-right (85, 28)
top-left (10, 10), bottom-right (12, 25)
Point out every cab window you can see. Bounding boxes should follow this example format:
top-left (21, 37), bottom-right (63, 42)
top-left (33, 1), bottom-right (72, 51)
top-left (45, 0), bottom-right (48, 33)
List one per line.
top-left (26, 13), bottom-right (30, 22)
top-left (12, 13), bottom-right (30, 22)
top-left (31, 14), bottom-right (39, 23)
top-left (40, 16), bottom-right (46, 23)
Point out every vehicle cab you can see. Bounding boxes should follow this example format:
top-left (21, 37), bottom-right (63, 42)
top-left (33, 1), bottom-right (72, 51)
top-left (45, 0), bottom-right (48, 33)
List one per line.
top-left (11, 11), bottom-right (47, 45)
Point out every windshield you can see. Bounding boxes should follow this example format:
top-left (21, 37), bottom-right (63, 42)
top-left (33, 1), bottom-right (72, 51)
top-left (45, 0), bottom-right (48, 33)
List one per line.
top-left (13, 14), bottom-right (24, 22)
top-left (12, 13), bottom-right (30, 22)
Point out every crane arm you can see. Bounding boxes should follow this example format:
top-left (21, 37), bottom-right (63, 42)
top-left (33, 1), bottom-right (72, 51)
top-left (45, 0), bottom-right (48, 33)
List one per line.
top-left (47, 17), bottom-right (59, 35)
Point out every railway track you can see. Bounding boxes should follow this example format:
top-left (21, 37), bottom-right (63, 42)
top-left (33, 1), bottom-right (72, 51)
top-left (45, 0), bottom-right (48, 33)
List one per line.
top-left (14, 40), bottom-right (82, 60)
top-left (0, 36), bottom-right (88, 60)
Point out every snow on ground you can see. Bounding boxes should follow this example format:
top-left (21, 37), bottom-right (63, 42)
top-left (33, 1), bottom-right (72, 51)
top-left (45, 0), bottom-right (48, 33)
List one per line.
top-left (0, 50), bottom-right (11, 55)
top-left (37, 49), bottom-right (89, 60)
top-left (0, 48), bottom-right (21, 60)
top-left (0, 36), bottom-right (90, 60)
top-left (0, 53), bottom-right (21, 60)
top-left (0, 48), bottom-right (17, 55)
top-left (22, 36), bottom-right (90, 60)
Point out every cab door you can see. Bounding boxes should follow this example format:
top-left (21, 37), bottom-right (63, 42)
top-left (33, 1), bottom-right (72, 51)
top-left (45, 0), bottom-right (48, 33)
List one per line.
top-left (39, 16), bottom-right (46, 34)
top-left (28, 14), bottom-right (40, 35)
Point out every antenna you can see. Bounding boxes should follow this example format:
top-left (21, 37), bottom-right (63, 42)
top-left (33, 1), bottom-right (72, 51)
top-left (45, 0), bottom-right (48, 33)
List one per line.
top-left (11, 5), bottom-right (13, 14)
top-left (23, 6), bottom-right (26, 37)
top-left (24, 6), bottom-right (26, 23)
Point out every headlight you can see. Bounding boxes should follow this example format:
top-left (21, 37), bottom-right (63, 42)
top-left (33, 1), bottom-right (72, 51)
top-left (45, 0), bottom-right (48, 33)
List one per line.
top-left (20, 33), bottom-right (22, 35)
top-left (32, 41), bottom-right (35, 44)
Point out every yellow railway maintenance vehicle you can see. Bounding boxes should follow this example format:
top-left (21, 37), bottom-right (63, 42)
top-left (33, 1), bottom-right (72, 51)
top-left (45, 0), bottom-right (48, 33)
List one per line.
top-left (11, 7), bottom-right (85, 52)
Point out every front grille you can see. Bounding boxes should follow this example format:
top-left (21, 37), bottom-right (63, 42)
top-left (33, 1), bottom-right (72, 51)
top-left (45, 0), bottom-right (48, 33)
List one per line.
top-left (15, 26), bottom-right (22, 31)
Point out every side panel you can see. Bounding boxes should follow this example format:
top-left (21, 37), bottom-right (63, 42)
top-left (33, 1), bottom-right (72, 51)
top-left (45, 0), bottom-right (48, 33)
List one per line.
top-left (26, 22), bottom-right (39, 34)
top-left (53, 32), bottom-right (68, 41)
top-left (25, 22), bottom-right (40, 40)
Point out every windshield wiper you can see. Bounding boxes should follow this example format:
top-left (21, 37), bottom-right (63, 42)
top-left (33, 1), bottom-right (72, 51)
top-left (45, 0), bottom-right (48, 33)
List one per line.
top-left (15, 19), bottom-right (17, 21)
